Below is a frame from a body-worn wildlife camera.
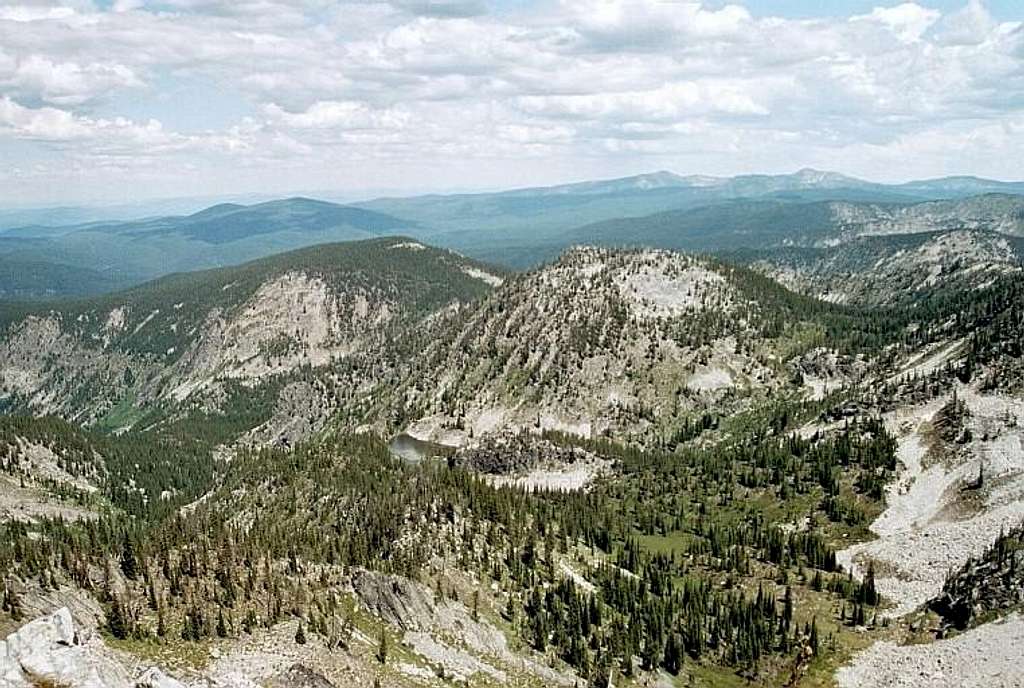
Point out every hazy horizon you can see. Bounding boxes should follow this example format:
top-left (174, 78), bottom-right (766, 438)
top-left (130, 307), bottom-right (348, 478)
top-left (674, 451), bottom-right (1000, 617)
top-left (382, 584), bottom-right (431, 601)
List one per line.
top-left (6, 164), bottom-right (1024, 217)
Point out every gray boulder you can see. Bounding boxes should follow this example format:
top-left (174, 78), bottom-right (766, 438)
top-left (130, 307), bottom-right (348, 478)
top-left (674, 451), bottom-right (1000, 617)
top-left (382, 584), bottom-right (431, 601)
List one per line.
top-left (0, 607), bottom-right (131, 688)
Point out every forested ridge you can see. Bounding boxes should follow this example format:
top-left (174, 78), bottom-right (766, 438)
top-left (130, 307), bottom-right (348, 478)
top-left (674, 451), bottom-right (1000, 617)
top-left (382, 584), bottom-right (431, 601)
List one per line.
top-left (2, 240), bottom-right (1023, 687)
top-left (1, 412), bottom-right (890, 684)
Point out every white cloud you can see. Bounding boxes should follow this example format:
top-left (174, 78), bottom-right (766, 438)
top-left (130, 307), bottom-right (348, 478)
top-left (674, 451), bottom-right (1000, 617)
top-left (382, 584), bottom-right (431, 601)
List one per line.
top-left (1, 0), bottom-right (1024, 202)
top-left (562, 0), bottom-right (752, 51)
top-left (515, 80), bottom-right (769, 122)
top-left (2, 55), bottom-right (142, 105)
top-left (932, 0), bottom-right (999, 46)
top-left (0, 97), bottom-right (90, 140)
top-left (391, 0), bottom-right (487, 18)
top-left (264, 101), bottom-right (411, 130)
top-left (495, 122), bottom-right (574, 144)
top-left (0, 6), bottom-right (76, 23)
top-left (112, 0), bottom-right (145, 11)
top-left (855, 3), bottom-right (941, 43)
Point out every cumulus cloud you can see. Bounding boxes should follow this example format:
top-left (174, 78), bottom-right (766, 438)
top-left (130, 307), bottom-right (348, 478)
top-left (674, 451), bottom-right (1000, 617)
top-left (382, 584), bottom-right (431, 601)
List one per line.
top-left (1, 0), bottom-right (1023, 202)
top-left (1, 55), bottom-right (142, 105)
top-left (515, 80), bottom-right (769, 121)
top-left (0, 96), bottom-right (90, 140)
top-left (264, 100), bottom-right (412, 130)
top-left (855, 3), bottom-right (941, 43)
top-left (931, 0), bottom-right (1000, 46)
top-left (391, 0), bottom-right (488, 18)
top-left (562, 0), bottom-right (752, 52)
top-left (0, 6), bottom-right (77, 23)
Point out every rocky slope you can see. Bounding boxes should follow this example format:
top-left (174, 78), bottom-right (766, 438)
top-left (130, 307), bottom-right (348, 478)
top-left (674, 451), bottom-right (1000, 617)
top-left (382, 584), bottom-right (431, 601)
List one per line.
top-left (750, 229), bottom-right (1024, 305)
top-left (0, 417), bottom-right (105, 523)
top-left (3, 232), bottom-right (1024, 688)
top-left (828, 194), bottom-right (1024, 240)
top-left (0, 606), bottom-right (371, 688)
top-left (0, 238), bottom-right (501, 445)
top-left (1, 607), bottom-right (137, 688)
top-left (835, 613), bottom-right (1024, 688)
top-left (930, 520), bottom-right (1024, 632)
top-left (557, 193), bottom-right (1024, 263)
top-left (834, 387), bottom-right (1024, 619)
top-left (370, 246), bottom-right (844, 446)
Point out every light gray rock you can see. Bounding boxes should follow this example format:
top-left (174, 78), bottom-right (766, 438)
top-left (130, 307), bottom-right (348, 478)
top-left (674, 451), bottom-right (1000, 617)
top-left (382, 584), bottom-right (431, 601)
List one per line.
top-left (0, 606), bottom-right (131, 688)
top-left (266, 663), bottom-right (336, 688)
top-left (136, 666), bottom-right (189, 688)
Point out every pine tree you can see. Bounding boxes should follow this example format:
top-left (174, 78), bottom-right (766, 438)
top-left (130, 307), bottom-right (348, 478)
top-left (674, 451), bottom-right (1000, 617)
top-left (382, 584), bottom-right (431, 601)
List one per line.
top-left (663, 632), bottom-right (684, 675)
top-left (106, 597), bottom-right (130, 640)
top-left (120, 534), bottom-right (139, 581)
top-left (376, 624), bottom-right (388, 664)
top-left (782, 585), bottom-right (794, 635)
top-left (217, 608), bottom-right (228, 638)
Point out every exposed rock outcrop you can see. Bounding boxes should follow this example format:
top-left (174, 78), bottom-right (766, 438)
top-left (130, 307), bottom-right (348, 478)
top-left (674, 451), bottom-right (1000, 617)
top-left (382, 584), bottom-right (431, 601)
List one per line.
top-left (266, 663), bottom-right (336, 688)
top-left (136, 667), bottom-right (188, 688)
top-left (0, 607), bottom-right (130, 688)
top-left (930, 522), bottom-right (1024, 632)
top-left (456, 433), bottom-right (595, 476)
top-left (0, 607), bottom-right (187, 688)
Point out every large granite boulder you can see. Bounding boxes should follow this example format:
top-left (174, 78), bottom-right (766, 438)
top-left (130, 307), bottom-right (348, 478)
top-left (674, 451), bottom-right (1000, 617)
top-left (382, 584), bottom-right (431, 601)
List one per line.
top-left (0, 607), bottom-right (131, 688)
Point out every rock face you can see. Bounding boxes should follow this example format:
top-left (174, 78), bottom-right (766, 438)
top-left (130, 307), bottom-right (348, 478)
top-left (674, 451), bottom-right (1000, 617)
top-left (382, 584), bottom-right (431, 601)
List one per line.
top-left (835, 386), bottom-right (1024, 619)
top-left (266, 663), bottom-right (336, 688)
top-left (753, 229), bottom-right (1024, 306)
top-left (456, 433), bottom-right (595, 476)
top-left (388, 247), bottom-right (789, 445)
top-left (0, 608), bottom-right (189, 688)
top-left (0, 607), bottom-right (131, 688)
top-left (930, 522), bottom-right (1024, 631)
top-left (136, 667), bottom-right (188, 688)
top-left (0, 238), bottom-right (497, 440)
top-left (350, 569), bottom-right (576, 685)
top-left (829, 195), bottom-right (1024, 239)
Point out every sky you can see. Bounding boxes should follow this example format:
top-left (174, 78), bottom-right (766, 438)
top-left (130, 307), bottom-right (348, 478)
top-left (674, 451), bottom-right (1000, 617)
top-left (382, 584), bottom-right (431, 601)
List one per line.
top-left (1, 0), bottom-right (1023, 205)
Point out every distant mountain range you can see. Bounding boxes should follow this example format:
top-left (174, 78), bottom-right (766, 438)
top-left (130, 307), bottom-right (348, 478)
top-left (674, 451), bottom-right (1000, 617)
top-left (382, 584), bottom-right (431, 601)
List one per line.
top-left (2, 168), bottom-right (1024, 298)
top-left (0, 198), bottom-right (416, 297)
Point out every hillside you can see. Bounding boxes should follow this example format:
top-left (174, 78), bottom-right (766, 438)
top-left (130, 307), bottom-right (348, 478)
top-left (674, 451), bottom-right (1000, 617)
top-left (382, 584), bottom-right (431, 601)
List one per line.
top-left (0, 237), bottom-right (502, 445)
top-left (0, 411), bottom-right (901, 687)
top-left (562, 194), bottom-right (1024, 254)
top-left (356, 168), bottom-right (1024, 238)
top-left (0, 255), bottom-right (133, 300)
top-left (3, 172), bottom-right (1023, 293)
top-left (349, 246), bottom-right (888, 447)
top-left (1, 234), bottom-right (1023, 688)
top-left (0, 199), bottom-right (419, 294)
top-left (744, 229), bottom-right (1024, 305)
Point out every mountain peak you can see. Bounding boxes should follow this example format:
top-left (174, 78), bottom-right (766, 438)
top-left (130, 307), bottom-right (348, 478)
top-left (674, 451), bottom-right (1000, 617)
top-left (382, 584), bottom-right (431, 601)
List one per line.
top-left (187, 202), bottom-right (245, 219)
top-left (792, 168), bottom-right (861, 185)
top-left (629, 170), bottom-right (689, 189)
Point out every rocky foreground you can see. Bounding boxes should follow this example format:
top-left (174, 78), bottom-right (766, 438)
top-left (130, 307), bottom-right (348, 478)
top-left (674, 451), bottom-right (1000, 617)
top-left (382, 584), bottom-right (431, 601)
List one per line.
top-left (0, 607), bottom-right (332, 688)
top-left (835, 613), bottom-right (1024, 688)
top-left (833, 384), bottom-right (1024, 687)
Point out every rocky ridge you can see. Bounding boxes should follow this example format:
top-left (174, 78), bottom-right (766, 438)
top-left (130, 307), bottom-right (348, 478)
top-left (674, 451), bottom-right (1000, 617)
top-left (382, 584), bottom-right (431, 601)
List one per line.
top-left (930, 521), bottom-right (1024, 632)
top-left (0, 238), bottom-right (500, 444)
top-left (751, 229), bottom-right (1024, 305)
top-left (386, 246), bottom-right (816, 446)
